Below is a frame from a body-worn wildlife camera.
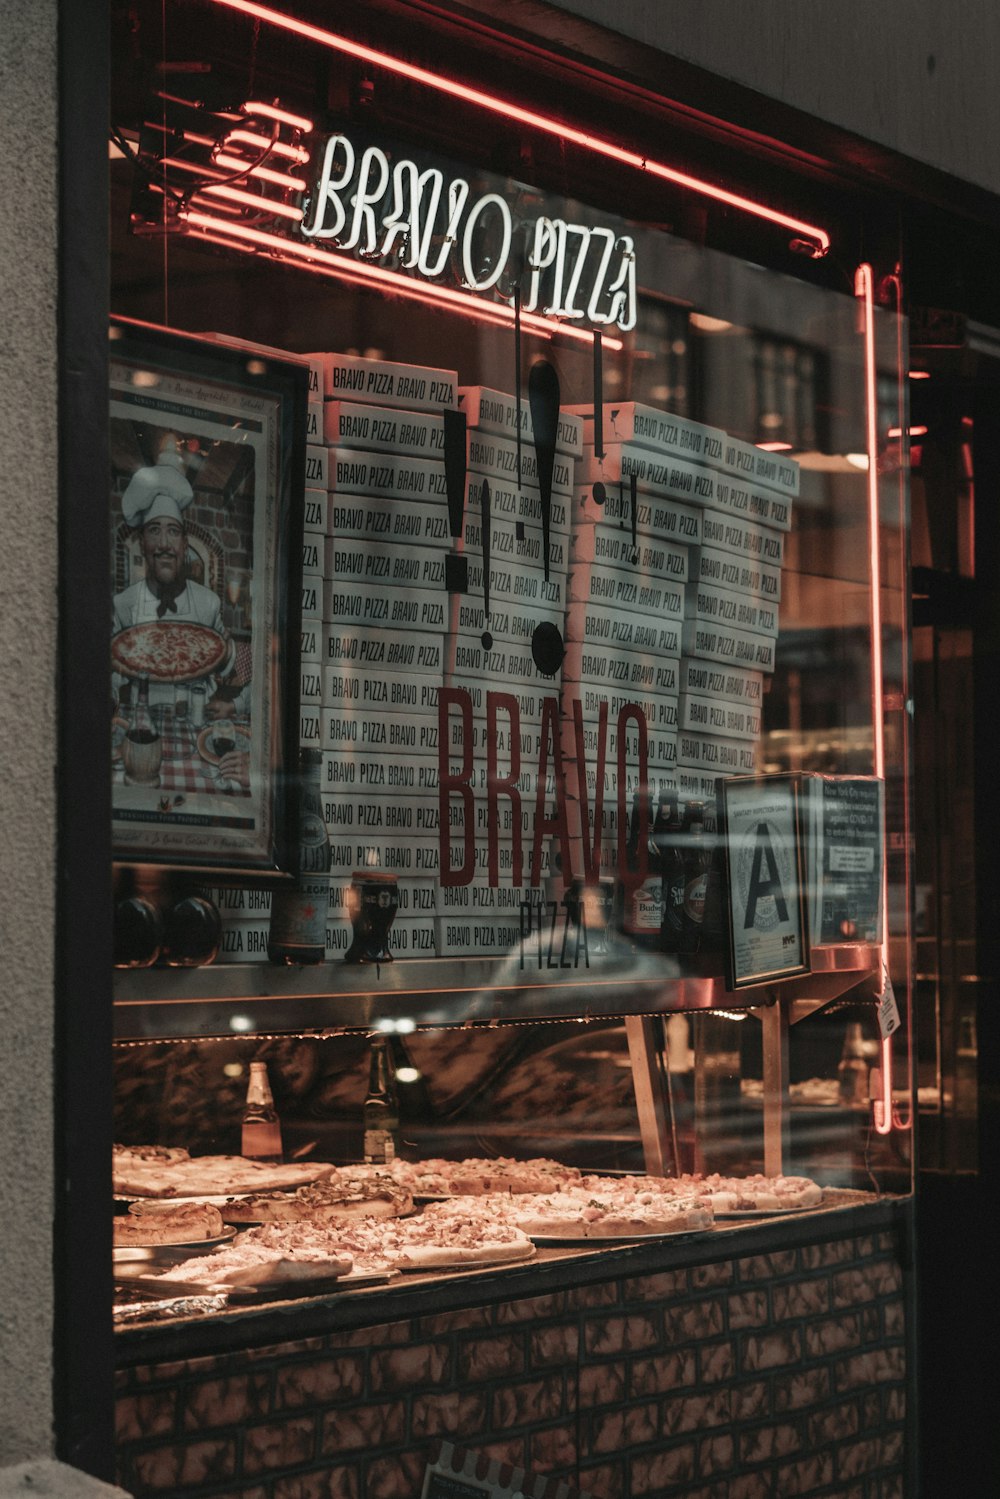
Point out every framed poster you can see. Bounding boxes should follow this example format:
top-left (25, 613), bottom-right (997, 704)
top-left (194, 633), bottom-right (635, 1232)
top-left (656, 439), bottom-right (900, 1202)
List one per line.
top-left (717, 773), bottom-right (810, 990)
top-left (109, 318), bottom-right (307, 876)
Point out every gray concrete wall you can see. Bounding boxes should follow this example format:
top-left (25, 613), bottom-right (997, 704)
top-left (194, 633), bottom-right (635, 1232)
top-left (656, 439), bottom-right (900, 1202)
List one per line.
top-left (0, 0), bottom-right (59, 1466)
top-left (504, 0), bottom-right (1000, 199)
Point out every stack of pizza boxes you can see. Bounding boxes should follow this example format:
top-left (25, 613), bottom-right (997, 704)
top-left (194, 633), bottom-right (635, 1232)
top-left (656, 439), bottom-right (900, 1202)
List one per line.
top-left (565, 399), bottom-right (796, 907)
top-left (674, 424), bottom-right (795, 810)
top-left (435, 387), bottom-right (582, 960)
top-left (306, 349), bottom-right (466, 962)
top-left (563, 405), bottom-right (690, 901)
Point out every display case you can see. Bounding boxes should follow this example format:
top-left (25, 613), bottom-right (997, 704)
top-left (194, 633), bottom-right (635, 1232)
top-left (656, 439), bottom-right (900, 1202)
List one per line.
top-left (108, 0), bottom-right (913, 1262)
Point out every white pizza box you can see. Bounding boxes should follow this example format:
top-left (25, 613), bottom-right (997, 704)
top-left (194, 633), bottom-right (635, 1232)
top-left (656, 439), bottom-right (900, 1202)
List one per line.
top-left (323, 751), bottom-right (441, 797)
top-left (323, 752), bottom-right (569, 802)
top-left (324, 541), bottom-right (445, 593)
top-left (682, 620), bottom-right (777, 674)
top-left (304, 444), bottom-right (329, 491)
top-left (300, 621), bottom-right (323, 665)
top-left (299, 707), bottom-right (322, 747)
top-left (447, 631), bottom-right (557, 688)
top-left (322, 625), bottom-right (446, 674)
top-left (321, 793), bottom-right (443, 839)
top-left (310, 350), bottom-right (459, 410)
top-left (325, 833), bottom-right (444, 880)
top-left (567, 399), bottom-right (800, 499)
top-left (435, 882), bottom-right (547, 917)
top-left (325, 836), bottom-right (555, 884)
top-left (566, 557), bottom-right (685, 623)
top-left (677, 766), bottom-right (725, 805)
top-left (679, 658), bottom-right (764, 706)
top-left (199, 332), bottom-right (323, 399)
top-left (327, 450), bottom-right (448, 503)
top-left (216, 920), bottom-right (272, 964)
top-left (322, 665), bottom-right (442, 717)
top-left (572, 480), bottom-right (703, 547)
top-left (331, 915), bottom-right (438, 960)
top-left (710, 471), bottom-right (792, 532)
top-left (211, 885), bottom-right (277, 917)
top-left (304, 400), bottom-right (324, 445)
top-left (212, 911), bottom-right (435, 962)
top-left (435, 913), bottom-right (535, 959)
top-left (691, 545), bottom-right (783, 603)
top-left (323, 583), bottom-right (448, 633)
top-left (447, 674), bottom-right (554, 726)
top-left (441, 712), bottom-right (552, 763)
top-left (465, 428), bottom-right (574, 498)
top-left (570, 713), bottom-right (677, 772)
top-left (300, 569), bottom-right (324, 621)
top-left (676, 730), bottom-right (759, 776)
top-left (328, 793), bottom-right (535, 842)
top-left (321, 705), bottom-right (442, 756)
top-left (300, 661), bottom-right (324, 706)
top-left (679, 692), bottom-right (763, 741)
top-left (571, 682), bottom-right (678, 734)
top-left (562, 599), bottom-right (682, 658)
top-left (301, 534), bottom-right (324, 576)
top-left (560, 638), bottom-right (680, 697)
top-left (683, 581), bottom-right (780, 640)
top-left (462, 513), bottom-right (569, 579)
top-left (569, 522), bottom-right (690, 584)
top-left (700, 510), bottom-right (786, 568)
top-left (303, 487), bottom-right (328, 538)
top-left (326, 494), bottom-right (450, 549)
top-left (461, 555), bottom-right (565, 612)
top-left (451, 596), bottom-right (564, 646)
top-left (459, 385), bottom-right (584, 457)
top-left (212, 878), bottom-right (438, 923)
top-left (466, 472), bottom-right (570, 537)
top-left (324, 400), bottom-right (445, 458)
top-left (581, 443), bottom-right (793, 531)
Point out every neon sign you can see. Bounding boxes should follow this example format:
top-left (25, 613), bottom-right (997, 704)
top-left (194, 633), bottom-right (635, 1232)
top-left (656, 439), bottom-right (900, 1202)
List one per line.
top-left (301, 133), bottom-right (637, 332)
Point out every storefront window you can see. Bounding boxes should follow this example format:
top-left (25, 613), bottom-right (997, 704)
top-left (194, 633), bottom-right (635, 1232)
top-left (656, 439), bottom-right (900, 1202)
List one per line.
top-left (110, 0), bottom-right (912, 1207)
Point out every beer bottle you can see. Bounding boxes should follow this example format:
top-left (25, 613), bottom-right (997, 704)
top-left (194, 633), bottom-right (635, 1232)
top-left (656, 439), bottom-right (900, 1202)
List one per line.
top-left (622, 786), bottom-right (662, 948)
top-left (680, 801), bottom-right (711, 953)
top-left (659, 792), bottom-right (687, 954)
top-left (363, 1035), bottom-right (399, 1164)
top-left (268, 748), bottom-right (332, 964)
top-left (241, 1060), bottom-right (283, 1163)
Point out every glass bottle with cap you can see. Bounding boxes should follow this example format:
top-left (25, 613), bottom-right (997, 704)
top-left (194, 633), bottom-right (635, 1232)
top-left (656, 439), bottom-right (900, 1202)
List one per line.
top-left (241, 1060), bottom-right (283, 1163)
top-left (363, 1035), bottom-right (399, 1164)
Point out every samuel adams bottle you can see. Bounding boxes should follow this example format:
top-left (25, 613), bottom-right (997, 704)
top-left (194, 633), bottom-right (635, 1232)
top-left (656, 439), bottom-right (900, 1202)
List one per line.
top-left (268, 749), bottom-right (332, 964)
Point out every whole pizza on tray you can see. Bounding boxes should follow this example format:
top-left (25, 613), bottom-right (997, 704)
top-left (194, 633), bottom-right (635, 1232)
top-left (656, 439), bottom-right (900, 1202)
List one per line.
top-left (111, 620), bottom-right (228, 682)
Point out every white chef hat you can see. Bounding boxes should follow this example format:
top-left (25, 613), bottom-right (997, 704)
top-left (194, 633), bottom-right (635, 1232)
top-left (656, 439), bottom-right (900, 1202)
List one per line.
top-left (122, 439), bottom-right (194, 529)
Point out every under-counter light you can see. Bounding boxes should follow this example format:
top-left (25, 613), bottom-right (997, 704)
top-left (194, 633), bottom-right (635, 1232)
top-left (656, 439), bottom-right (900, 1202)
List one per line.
top-left (229, 1014), bottom-right (256, 1033)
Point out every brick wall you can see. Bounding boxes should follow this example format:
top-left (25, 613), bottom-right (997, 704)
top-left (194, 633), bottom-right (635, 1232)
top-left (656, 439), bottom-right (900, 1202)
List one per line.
top-left (115, 1222), bottom-right (909, 1498)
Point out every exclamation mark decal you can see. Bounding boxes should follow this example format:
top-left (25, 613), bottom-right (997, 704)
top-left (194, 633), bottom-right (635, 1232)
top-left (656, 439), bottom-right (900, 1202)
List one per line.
top-left (480, 478), bottom-right (493, 653)
top-left (442, 409), bottom-right (468, 593)
top-left (593, 331), bottom-right (605, 460)
top-left (514, 286), bottom-right (523, 490)
top-left (527, 358), bottom-right (565, 679)
top-left (528, 359), bottom-right (559, 583)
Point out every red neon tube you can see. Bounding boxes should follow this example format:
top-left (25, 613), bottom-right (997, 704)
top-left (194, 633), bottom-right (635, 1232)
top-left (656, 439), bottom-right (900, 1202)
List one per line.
top-left (856, 262), bottom-right (894, 1137)
top-left (182, 210), bottom-right (624, 348)
top-left (210, 0), bottom-right (831, 258)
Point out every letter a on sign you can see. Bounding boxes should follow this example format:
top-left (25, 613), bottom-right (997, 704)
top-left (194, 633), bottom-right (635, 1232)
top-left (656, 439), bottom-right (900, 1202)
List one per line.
top-left (743, 821), bottom-right (790, 929)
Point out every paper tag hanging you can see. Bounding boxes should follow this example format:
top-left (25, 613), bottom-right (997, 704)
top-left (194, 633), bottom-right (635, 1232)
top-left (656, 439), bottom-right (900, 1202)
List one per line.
top-left (877, 966), bottom-right (901, 1037)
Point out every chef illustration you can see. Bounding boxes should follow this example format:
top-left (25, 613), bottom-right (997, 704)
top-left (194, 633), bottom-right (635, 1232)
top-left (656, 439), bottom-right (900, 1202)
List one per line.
top-left (112, 437), bottom-right (243, 720)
